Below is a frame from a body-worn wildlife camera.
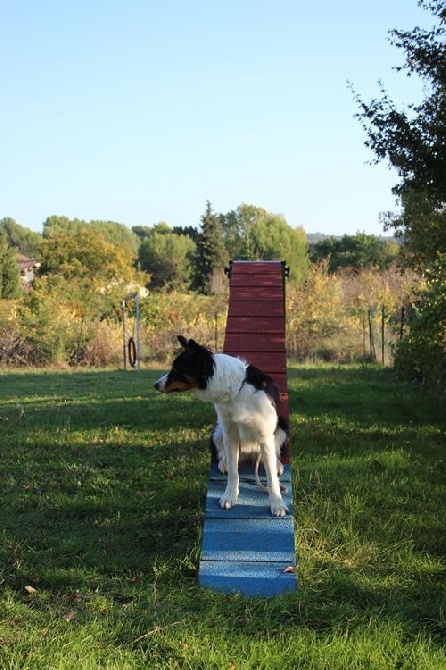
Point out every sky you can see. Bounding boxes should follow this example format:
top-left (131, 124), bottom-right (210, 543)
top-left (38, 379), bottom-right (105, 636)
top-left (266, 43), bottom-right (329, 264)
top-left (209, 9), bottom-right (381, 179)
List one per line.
top-left (0, 0), bottom-right (432, 236)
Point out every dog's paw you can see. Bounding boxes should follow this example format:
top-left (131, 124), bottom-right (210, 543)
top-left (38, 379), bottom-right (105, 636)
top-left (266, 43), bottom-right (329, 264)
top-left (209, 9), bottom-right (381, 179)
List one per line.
top-left (277, 460), bottom-right (284, 476)
top-left (219, 490), bottom-right (238, 510)
top-left (217, 459), bottom-right (227, 474)
top-left (270, 497), bottom-right (288, 517)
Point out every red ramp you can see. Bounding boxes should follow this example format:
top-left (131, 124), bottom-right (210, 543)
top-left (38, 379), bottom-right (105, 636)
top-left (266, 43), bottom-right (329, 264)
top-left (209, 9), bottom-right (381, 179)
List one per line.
top-left (198, 261), bottom-right (297, 596)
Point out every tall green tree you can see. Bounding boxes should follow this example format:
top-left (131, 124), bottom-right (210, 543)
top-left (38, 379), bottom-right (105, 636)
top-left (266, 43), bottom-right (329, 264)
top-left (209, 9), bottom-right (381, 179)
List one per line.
top-left (138, 224), bottom-right (196, 290)
top-left (353, 0), bottom-right (446, 390)
top-left (172, 225), bottom-right (200, 243)
top-left (0, 217), bottom-right (42, 257)
top-left (0, 229), bottom-right (21, 299)
top-left (222, 203), bottom-right (263, 259)
top-left (39, 225), bottom-right (137, 286)
top-left (250, 214), bottom-right (309, 283)
top-left (310, 233), bottom-right (400, 272)
top-left (221, 208), bottom-right (249, 259)
top-left (193, 201), bottom-right (228, 294)
top-left (43, 216), bottom-right (139, 261)
top-left (352, 0), bottom-right (446, 268)
top-left (220, 203), bottom-right (310, 282)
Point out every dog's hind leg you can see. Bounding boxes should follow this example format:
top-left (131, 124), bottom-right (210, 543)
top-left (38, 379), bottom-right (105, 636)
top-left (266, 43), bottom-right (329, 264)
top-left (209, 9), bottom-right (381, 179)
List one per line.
top-left (255, 454), bottom-right (288, 495)
top-left (255, 453), bottom-right (269, 493)
top-left (261, 438), bottom-right (289, 517)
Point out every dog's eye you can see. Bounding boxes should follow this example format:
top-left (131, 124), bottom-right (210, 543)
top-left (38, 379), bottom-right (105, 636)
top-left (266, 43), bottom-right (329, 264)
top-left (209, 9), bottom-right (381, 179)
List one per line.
top-left (171, 367), bottom-right (187, 381)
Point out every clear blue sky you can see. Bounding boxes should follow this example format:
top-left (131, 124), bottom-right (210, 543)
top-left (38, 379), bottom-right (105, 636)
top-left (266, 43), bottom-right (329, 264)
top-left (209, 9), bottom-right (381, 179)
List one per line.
top-left (1, 0), bottom-right (431, 236)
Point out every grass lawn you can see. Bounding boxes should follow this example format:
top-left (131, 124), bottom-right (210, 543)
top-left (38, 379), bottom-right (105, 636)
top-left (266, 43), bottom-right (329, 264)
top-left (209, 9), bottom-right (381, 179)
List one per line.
top-left (0, 364), bottom-right (445, 669)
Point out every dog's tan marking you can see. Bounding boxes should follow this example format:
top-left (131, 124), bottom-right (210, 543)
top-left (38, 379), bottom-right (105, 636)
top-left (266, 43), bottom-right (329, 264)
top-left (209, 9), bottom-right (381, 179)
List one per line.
top-left (162, 376), bottom-right (199, 393)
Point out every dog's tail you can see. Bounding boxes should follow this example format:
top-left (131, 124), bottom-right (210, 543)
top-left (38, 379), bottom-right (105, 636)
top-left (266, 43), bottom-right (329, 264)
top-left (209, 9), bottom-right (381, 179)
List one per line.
top-left (254, 453), bottom-right (288, 494)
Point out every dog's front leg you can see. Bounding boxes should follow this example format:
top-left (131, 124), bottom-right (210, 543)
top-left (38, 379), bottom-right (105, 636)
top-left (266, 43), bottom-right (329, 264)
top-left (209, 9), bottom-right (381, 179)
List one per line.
top-left (219, 433), bottom-right (239, 510)
top-left (261, 438), bottom-right (289, 517)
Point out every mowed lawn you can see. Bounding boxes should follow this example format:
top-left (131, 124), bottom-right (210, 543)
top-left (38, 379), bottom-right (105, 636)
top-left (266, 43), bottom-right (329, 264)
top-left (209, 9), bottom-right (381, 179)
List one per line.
top-left (0, 365), bottom-right (445, 669)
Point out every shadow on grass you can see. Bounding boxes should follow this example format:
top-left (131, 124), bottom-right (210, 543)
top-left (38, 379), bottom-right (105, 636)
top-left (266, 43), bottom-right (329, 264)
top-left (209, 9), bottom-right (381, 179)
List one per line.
top-left (0, 369), bottom-right (212, 592)
top-left (1, 366), bottom-right (445, 652)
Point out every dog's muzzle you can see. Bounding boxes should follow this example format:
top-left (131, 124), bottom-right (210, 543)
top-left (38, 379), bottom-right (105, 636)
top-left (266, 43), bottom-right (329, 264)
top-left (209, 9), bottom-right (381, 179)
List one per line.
top-left (153, 374), bottom-right (167, 392)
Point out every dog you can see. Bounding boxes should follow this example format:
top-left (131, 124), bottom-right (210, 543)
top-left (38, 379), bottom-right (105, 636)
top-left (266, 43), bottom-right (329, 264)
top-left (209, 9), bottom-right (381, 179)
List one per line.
top-left (154, 336), bottom-right (288, 517)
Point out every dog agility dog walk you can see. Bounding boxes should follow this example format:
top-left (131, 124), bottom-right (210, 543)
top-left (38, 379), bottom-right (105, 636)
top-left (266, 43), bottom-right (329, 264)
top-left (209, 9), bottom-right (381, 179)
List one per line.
top-left (154, 336), bottom-right (289, 517)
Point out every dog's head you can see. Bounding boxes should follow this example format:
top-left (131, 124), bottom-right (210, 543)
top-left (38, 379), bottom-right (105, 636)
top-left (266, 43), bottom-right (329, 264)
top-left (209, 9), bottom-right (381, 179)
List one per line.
top-left (153, 335), bottom-right (215, 393)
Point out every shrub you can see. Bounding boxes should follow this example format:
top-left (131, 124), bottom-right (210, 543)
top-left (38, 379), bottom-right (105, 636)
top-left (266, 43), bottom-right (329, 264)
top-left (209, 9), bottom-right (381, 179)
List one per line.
top-left (394, 254), bottom-right (446, 392)
top-left (73, 321), bottom-right (123, 367)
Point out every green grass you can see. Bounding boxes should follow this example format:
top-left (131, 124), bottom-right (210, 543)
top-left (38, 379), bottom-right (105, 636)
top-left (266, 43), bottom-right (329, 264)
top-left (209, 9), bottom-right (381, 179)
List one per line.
top-left (0, 364), bottom-right (445, 669)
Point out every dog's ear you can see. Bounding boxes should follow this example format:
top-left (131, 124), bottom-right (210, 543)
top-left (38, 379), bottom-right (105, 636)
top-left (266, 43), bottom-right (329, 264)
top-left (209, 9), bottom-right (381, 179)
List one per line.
top-left (177, 336), bottom-right (201, 352)
top-left (177, 335), bottom-right (188, 349)
top-left (188, 338), bottom-right (199, 349)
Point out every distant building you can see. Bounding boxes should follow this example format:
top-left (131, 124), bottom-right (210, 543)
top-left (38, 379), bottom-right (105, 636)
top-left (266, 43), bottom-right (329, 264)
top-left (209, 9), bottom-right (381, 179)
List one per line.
top-left (17, 254), bottom-right (41, 287)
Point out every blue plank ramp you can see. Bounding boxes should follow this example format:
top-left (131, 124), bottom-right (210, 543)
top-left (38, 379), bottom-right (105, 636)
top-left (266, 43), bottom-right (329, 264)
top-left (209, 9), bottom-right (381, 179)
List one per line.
top-left (198, 463), bottom-right (297, 597)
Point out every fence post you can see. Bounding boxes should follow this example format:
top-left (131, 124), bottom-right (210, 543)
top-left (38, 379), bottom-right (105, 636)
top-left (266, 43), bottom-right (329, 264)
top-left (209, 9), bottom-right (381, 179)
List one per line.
top-left (362, 309), bottom-right (366, 359)
top-left (214, 312), bottom-right (219, 351)
top-left (368, 307), bottom-right (376, 361)
top-left (400, 306), bottom-right (405, 339)
top-left (381, 306), bottom-right (385, 365)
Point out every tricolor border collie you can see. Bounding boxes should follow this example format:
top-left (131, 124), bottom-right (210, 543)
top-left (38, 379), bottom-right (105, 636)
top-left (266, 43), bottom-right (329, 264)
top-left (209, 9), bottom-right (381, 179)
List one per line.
top-left (154, 336), bottom-right (289, 517)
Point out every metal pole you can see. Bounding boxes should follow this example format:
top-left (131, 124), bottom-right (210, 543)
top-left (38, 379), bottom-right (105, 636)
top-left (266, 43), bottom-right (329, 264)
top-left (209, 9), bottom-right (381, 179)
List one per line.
top-left (135, 293), bottom-right (141, 370)
top-left (368, 307), bottom-right (376, 361)
top-left (122, 299), bottom-right (127, 370)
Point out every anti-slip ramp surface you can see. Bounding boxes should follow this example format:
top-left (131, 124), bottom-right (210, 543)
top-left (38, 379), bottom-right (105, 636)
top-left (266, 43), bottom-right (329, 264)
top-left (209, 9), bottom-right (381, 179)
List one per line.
top-left (198, 261), bottom-right (297, 596)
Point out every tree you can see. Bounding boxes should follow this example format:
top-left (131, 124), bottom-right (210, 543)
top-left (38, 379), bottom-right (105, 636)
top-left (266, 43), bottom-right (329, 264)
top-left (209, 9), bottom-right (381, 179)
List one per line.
top-left (0, 229), bottom-right (21, 299)
top-left (310, 233), bottom-right (400, 272)
top-left (172, 225), bottom-right (200, 243)
top-left (39, 224), bottom-right (137, 286)
top-left (0, 217), bottom-right (42, 257)
top-left (193, 201), bottom-right (228, 294)
top-left (221, 203), bottom-right (263, 259)
top-left (132, 225), bottom-right (152, 241)
top-left (351, 0), bottom-right (446, 267)
top-left (249, 213), bottom-right (309, 282)
top-left (89, 220), bottom-right (140, 258)
top-left (352, 1), bottom-right (446, 390)
top-left (138, 225), bottom-right (196, 290)
top-left (43, 216), bottom-right (139, 261)
top-left (220, 203), bottom-right (310, 282)
top-left (221, 208), bottom-right (249, 259)
top-left (394, 254), bottom-right (446, 392)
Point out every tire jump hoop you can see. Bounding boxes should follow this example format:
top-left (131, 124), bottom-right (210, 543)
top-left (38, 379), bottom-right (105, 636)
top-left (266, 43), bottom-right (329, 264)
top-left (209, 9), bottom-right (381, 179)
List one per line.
top-left (127, 336), bottom-right (137, 368)
top-left (122, 292), bottom-right (141, 370)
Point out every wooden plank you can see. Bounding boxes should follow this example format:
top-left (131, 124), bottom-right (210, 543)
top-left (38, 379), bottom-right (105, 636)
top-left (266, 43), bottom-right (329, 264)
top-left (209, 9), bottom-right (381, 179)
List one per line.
top-left (224, 333), bottom-right (285, 352)
top-left (230, 261), bottom-right (285, 275)
top-left (280, 441), bottom-right (291, 465)
top-left (230, 274), bottom-right (284, 288)
top-left (228, 286), bottom-right (285, 301)
top-left (228, 301), bottom-right (284, 318)
top-left (225, 316), bottom-right (284, 334)
top-left (223, 351), bottom-right (287, 374)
